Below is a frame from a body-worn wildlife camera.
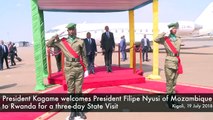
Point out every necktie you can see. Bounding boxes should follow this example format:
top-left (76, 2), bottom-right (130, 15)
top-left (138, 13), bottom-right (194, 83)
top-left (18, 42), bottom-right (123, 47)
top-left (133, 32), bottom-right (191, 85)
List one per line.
top-left (2, 45), bottom-right (6, 53)
top-left (106, 32), bottom-right (110, 38)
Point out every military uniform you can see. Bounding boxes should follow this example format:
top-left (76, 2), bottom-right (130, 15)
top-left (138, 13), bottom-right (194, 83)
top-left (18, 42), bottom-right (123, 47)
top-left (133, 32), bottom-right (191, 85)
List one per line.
top-left (46, 24), bottom-right (88, 94)
top-left (154, 22), bottom-right (181, 94)
top-left (47, 23), bottom-right (88, 120)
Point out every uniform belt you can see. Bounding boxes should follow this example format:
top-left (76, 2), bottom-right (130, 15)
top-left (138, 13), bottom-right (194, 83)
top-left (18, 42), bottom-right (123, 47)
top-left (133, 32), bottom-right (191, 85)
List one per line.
top-left (167, 53), bottom-right (178, 57)
top-left (66, 57), bottom-right (80, 62)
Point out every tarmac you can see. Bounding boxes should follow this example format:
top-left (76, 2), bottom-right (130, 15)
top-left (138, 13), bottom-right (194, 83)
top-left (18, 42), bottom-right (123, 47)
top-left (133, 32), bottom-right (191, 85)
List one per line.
top-left (0, 39), bottom-right (213, 120)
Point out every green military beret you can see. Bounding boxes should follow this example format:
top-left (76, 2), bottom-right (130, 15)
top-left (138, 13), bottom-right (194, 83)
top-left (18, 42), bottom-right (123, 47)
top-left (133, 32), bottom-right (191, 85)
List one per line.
top-left (168, 22), bottom-right (179, 29)
top-left (66, 23), bottom-right (76, 29)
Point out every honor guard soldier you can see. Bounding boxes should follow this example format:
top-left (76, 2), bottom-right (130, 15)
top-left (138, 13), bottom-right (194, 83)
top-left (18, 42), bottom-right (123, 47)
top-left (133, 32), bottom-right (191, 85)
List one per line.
top-left (46, 23), bottom-right (88, 120)
top-left (154, 22), bottom-right (183, 108)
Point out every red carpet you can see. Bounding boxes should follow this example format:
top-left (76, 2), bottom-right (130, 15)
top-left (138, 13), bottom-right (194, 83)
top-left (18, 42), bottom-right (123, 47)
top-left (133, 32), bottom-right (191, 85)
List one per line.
top-left (129, 81), bottom-right (213, 93)
top-left (0, 113), bottom-right (46, 120)
top-left (48, 66), bottom-right (146, 90)
top-left (82, 66), bottom-right (145, 89)
top-left (0, 87), bottom-right (92, 120)
top-left (2, 66), bottom-right (213, 120)
top-left (89, 86), bottom-right (149, 93)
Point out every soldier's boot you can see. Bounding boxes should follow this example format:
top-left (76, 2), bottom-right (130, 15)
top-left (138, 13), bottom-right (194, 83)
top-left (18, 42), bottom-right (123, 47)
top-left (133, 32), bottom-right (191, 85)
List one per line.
top-left (166, 95), bottom-right (174, 109)
top-left (171, 94), bottom-right (181, 105)
top-left (69, 112), bottom-right (76, 120)
top-left (78, 112), bottom-right (87, 119)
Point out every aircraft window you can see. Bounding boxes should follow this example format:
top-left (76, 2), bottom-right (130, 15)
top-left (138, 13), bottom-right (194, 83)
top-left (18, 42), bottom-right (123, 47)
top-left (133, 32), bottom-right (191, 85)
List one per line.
top-left (115, 29), bottom-right (117, 33)
top-left (146, 29), bottom-right (148, 32)
top-left (122, 29), bottom-right (124, 32)
top-left (140, 29), bottom-right (142, 32)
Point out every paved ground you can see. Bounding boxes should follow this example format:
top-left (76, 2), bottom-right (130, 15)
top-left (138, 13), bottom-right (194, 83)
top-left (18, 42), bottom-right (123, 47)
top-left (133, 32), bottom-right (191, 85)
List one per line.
top-left (0, 40), bottom-right (213, 120)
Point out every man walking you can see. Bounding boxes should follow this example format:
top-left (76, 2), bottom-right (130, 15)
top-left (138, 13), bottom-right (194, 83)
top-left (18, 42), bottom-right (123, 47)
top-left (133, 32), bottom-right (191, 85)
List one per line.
top-left (141, 34), bottom-right (150, 61)
top-left (84, 32), bottom-right (97, 74)
top-left (8, 42), bottom-right (16, 66)
top-left (119, 35), bottom-right (127, 61)
top-left (0, 43), bottom-right (3, 70)
top-left (1, 40), bottom-right (10, 68)
top-left (100, 26), bottom-right (115, 72)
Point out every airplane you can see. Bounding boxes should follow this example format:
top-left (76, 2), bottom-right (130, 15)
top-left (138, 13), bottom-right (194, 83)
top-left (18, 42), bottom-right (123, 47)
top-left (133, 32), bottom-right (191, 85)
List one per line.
top-left (45, 2), bottom-right (213, 47)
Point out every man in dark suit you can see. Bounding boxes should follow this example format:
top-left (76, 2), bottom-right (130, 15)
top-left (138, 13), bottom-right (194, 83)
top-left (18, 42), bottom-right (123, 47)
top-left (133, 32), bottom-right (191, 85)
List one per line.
top-left (101, 26), bottom-right (115, 72)
top-left (54, 46), bottom-right (62, 72)
top-left (84, 32), bottom-right (97, 74)
top-left (8, 41), bottom-right (16, 66)
top-left (141, 34), bottom-right (150, 62)
top-left (120, 35), bottom-right (127, 61)
top-left (0, 43), bottom-right (3, 70)
top-left (0, 40), bottom-right (9, 69)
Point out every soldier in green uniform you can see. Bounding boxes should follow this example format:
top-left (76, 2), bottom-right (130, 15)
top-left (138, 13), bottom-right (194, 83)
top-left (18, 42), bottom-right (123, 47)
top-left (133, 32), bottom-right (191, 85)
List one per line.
top-left (154, 22), bottom-right (182, 108)
top-left (46, 23), bottom-right (88, 120)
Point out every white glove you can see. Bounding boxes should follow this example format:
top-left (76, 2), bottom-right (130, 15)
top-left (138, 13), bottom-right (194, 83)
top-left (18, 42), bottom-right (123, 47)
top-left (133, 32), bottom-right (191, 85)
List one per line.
top-left (52, 34), bottom-right (59, 42)
top-left (165, 29), bottom-right (170, 36)
top-left (84, 70), bottom-right (89, 78)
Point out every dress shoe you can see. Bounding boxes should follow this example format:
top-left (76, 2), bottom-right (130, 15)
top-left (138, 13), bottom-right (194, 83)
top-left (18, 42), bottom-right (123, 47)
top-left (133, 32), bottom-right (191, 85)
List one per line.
top-left (106, 66), bottom-right (110, 72)
top-left (172, 100), bottom-right (181, 105)
top-left (91, 69), bottom-right (95, 74)
top-left (166, 101), bottom-right (174, 109)
top-left (108, 67), bottom-right (112, 72)
top-left (69, 112), bottom-right (76, 120)
top-left (78, 112), bottom-right (87, 119)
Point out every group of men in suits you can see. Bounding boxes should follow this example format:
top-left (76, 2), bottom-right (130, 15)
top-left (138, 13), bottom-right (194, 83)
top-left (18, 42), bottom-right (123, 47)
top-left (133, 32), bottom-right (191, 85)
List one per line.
top-left (53, 25), bottom-right (115, 74)
top-left (83, 25), bottom-right (115, 74)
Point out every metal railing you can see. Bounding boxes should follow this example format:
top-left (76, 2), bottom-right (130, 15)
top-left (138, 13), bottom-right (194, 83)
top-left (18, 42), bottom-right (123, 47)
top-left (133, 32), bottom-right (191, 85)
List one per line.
top-left (47, 44), bottom-right (144, 79)
top-left (47, 48), bottom-right (65, 79)
top-left (117, 45), bottom-right (143, 74)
